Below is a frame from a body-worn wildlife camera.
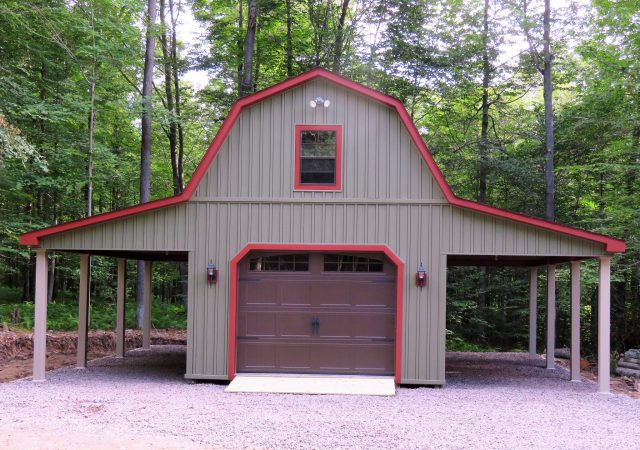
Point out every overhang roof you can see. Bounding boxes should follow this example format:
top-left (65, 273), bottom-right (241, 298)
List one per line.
top-left (19, 68), bottom-right (625, 253)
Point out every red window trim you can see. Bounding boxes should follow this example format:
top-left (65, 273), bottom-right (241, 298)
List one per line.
top-left (294, 124), bottom-right (342, 191)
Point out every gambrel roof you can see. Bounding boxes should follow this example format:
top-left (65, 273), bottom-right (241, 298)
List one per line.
top-left (20, 68), bottom-right (625, 252)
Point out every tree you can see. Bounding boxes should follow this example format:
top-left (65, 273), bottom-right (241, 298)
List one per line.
top-left (137, 0), bottom-right (158, 328)
top-left (519, 0), bottom-right (555, 221)
top-left (160, 0), bottom-right (185, 194)
top-left (239, 0), bottom-right (257, 96)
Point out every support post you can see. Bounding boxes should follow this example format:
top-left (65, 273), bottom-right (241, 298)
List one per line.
top-left (529, 267), bottom-right (538, 359)
top-left (142, 260), bottom-right (152, 349)
top-left (33, 249), bottom-right (48, 381)
top-left (598, 256), bottom-right (611, 393)
top-left (570, 261), bottom-right (581, 381)
top-left (116, 258), bottom-right (126, 358)
top-left (77, 254), bottom-right (90, 368)
top-left (546, 264), bottom-right (556, 370)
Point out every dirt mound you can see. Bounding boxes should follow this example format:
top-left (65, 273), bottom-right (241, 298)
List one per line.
top-left (0, 329), bottom-right (186, 363)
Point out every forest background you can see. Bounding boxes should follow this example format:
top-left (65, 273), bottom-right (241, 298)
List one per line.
top-left (0, 0), bottom-right (638, 357)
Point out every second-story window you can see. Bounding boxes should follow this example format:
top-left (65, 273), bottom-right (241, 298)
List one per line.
top-left (295, 125), bottom-right (342, 191)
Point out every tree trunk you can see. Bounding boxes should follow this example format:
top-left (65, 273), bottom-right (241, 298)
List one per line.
top-left (137, 0), bottom-right (157, 328)
top-left (237, 0), bottom-right (244, 95)
top-left (87, 75), bottom-right (95, 217)
top-left (253, 19), bottom-right (261, 89)
top-left (47, 253), bottom-right (55, 303)
top-left (85, 3), bottom-right (97, 218)
top-left (543, 0), bottom-right (554, 222)
top-left (170, 0), bottom-right (184, 194)
top-left (331, 0), bottom-right (350, 73)
top-left (285, 0), bottom-right (293, 77)
top-left (478, 0), bottom-right (490, 205)
top-left (160, 0), bottom-right (179, 195)
top-left (168, 0), bottom-right (188, 310)
top-left (240, 0), bottom-right (257, 97)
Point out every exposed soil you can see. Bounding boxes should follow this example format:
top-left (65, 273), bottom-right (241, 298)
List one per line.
top-left (0, 329), bottom-right (186, 383)
top-left (552, 356), bottom-right (640, 400)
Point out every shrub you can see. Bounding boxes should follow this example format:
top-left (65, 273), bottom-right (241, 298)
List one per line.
top-left (0, 298), bottom-right (186, 331)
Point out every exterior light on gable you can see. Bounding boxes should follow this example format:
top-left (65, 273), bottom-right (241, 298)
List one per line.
top-left (309, 96), bottom-right (330, 108)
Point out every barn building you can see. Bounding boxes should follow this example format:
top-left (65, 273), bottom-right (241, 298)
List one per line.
top-left (20, 68), bottom-right (625, 391)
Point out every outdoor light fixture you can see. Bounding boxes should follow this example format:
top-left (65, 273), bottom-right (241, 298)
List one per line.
top-left (416, 262), bottom-right (427, 288)
top-left (309, 96), bottom-right (331, 108)
top-left (207, 261), bottom-right (218, 286)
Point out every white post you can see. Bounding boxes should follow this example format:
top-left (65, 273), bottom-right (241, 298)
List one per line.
top-left (598, 256), bottom-right (611, 393)
top-left (77, 254), bottom-right (91, 368)
top-left (529, 267), bottom-right (538, 359)
top-left (570, 261), bottom-right (581, 381)
top-left (546, 264), bottom-right (556, 370)
top-left (33, 249), bottom-right (49, 381)
top-left (116, 258), bottom-right (126, 358)
top-left (142, 260), bottom-right (152, 349)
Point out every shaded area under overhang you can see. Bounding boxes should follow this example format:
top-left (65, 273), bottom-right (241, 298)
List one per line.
top-left (50, 249), bottom-right (188, 262)
top-left (447, 254), bottom-right (595, 267)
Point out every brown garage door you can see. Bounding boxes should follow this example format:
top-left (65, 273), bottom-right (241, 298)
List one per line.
top-left (236, 252), bottom-right (396, 375)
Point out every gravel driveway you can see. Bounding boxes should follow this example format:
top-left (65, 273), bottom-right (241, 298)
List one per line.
top-left (1, 347), bottom-right (638, 449)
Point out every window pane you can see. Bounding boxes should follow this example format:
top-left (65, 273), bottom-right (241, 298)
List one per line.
top-left (300, 158), bottom-right (335, 184)
top-left (299, 130), bottom-right (337, 185)
top-left (323, 254), bottom-right (384, 272)
top-left (249, 254), bottom-right (309, 271)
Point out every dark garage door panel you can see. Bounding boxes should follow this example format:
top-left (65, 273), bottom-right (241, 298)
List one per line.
top-left (237, 340), bottom-right (395, 374)
top-left (237, 310), bottom-right (394, 340)
top-left (239, 279), bottom-right (395, 309)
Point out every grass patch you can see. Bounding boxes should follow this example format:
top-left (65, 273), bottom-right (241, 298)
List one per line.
top-left (446, 335), bottom-right (496, 352)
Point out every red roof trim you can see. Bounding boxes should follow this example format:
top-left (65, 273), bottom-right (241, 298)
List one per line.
top-left (19, 68), bottom-right (625, 253)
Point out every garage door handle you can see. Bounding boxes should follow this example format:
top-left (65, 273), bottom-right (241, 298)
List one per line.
top-left (311, 317), bottom-right (320, 334)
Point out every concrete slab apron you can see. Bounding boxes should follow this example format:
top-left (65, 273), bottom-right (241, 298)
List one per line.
top-left (225, 374), bottom-right (396, 396)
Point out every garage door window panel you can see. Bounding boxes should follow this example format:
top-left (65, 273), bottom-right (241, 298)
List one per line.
top-left (324, 255), bottom-right (384, 273)
top-left (249, 254), bottom-right (309, 272)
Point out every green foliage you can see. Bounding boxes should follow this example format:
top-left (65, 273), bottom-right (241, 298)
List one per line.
top-left (446, 333), bottom-right (497, 352)
top-left (0, 286), bottom-right (23, 303)
top-left (0, 298), bottom-right (186, 331)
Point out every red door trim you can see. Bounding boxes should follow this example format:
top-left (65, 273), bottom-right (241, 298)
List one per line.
top-left (228, 243), bottom-right (404, 384)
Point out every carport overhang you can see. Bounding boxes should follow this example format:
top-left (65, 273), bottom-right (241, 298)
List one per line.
top-left (446, 252), bottom-right (613, 393)
top-left (28, 247), bottom-right (189, 382)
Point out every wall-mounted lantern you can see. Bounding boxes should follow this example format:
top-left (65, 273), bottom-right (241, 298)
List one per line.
top-left (309, 96), bottom-right (331, 108)
top-left (207, 261), bottom-right (218, 286)
top-left (416, 262), bottom-right (427, 288)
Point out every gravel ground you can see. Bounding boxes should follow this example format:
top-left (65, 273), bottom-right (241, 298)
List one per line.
top-left (1, 347), bottom-right (639, 450)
